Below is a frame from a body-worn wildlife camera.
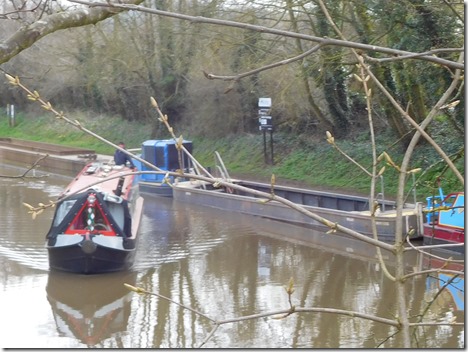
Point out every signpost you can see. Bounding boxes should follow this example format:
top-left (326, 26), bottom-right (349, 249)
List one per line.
top-left (258, 98), bottom-right (274, 164)
top-left (7, 104), bottom-right (15, 127)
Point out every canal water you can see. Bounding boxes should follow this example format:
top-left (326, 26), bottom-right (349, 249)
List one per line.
top-left (0, 164), bottom-right (464, 348)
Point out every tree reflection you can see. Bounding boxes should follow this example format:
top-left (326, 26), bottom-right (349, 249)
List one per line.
top-left (130, 202), bottom-right (463, 348)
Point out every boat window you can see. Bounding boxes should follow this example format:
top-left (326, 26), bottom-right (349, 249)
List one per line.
top-left (444, 195), bottom-right (456, 207)
top-left (53, 200), bottom-right (76, 226)
top-left (107, 201), bottom-right (124, 230)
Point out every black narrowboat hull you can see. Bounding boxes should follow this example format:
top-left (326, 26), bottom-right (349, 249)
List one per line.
top-left (47, 235), bottom-right (136, 274)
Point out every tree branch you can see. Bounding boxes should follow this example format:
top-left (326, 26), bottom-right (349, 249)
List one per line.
top-left (403, 268), bottom-right (464, 280)
top-left (0, 0), bottom-right (145, 64)
top-left (6, 73), bottom-right (397, 253)
top-left (363, 48), bottom-right (464, 64)
top-left (203, 43), bottom-right (323, 83)
top-left (67, 0), bottom-right (464, 70)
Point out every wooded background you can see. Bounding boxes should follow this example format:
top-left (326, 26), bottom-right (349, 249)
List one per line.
top-left (0, 0), bottom-right (464, 142)
top-left (0, 2), bottom-right (464, 348)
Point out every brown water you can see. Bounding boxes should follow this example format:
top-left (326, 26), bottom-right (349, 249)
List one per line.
top-left (0, 164), bottom-right (464, 348)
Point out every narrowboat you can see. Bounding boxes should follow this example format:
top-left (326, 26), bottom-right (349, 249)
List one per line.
top-left (423, 190), bottom-right (464, 253)
top-left (45, 161), bottom-right (144, 274)
top-left (172, 179), bottom-right (423, 241)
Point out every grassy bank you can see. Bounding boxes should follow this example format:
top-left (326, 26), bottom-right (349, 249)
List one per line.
top-left (0, 111), bottom-right (463, 200)
top-left (0, 112), bottom-right (154, 155)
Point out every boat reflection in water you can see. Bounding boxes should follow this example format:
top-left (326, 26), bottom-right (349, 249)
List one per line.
top-left (46, 270), bottom-right (137, 347)
top-left (426, 273), bottom-right (464, 311)
top-left (253, 217), bottom-right (465, 326)
top-left (423, 255), bottom-right (464, 319)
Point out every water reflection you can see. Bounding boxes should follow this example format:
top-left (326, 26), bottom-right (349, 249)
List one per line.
top-left (135, 195), bottom-right (233, 270)
top-left (46, 271), bottom-right (137, 347)
top-left (0, 170), bottom-right (63, 273)
top-left (0, 164), bottom-right (464, 348)
top-left (129, 199), bottom-right (464, 348)
top-left (426, 273), bottom-right (464, 310)
top-left (423, 254), bottom-right (464, 333)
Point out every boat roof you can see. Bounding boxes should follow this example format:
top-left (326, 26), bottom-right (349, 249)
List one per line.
top-left (60, 162), bottom-right (136, 200)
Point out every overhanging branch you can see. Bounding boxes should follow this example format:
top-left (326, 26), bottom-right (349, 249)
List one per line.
top-left (68, 0), bottom-right (464, 70)
top-left (0, 0), bottom-right (144, 64)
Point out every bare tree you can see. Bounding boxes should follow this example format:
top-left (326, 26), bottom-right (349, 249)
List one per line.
top-left (0, 0), bottom-right (145, 64)
top-left (7, 70), bottom-right (463, 347)
top-left (1, 0), bottom-right (464, 348)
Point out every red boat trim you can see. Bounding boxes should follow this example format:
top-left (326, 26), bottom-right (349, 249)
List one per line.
top-left (63, 196), bottom-right (117, 236)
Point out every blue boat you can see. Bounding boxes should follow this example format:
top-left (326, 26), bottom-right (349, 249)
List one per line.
top-left (133, 139), bottom-right (193, 197)
top-left (423, 188), bottom-right (464, 253)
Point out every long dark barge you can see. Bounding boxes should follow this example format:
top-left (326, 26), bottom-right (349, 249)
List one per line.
top-left (172, 179), bottom-right (423, 241)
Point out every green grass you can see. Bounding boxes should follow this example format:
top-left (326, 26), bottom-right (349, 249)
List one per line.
top-left (0, 111), bottom-right (463, 200)
top-left (0, 112), bottom-right (154, 155)
top-left (193, 130), bottom-right (464, 200)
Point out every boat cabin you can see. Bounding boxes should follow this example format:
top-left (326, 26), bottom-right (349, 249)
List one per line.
top-left (47, 190), bottom-right (132, 241)
top-left (426, 192), bottom-right (465, 229)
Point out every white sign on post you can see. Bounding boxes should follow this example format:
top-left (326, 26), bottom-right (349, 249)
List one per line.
top-left (258, 98), bottom-right (272, 130)
top-left (258, 97), bottom-right (272, 108)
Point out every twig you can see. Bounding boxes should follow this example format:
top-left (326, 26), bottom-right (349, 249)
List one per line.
top-left (125, 279), bottom-right (404, 348)
top-left (0, 0), bottom-right (43, 20)
top-left (412, 273), bottom-right (463, 333)
top-left (405, 235), bottom-right (465, 255)
top-left (124, 284), bottom-right (215, 322)
top-left (363, 48), bottom-right (463, 64)
top-left (403, 268), bottom-right (464, 280)
top-left (150, 97), bottom-right (214, 179)
top-left (325, 131), bottom-right (372, 177)
top-left (203, 44), bottom-right (323, 84)
top-left (0, 154), bottom-right (50, 179)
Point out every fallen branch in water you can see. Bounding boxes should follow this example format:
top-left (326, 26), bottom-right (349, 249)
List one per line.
top-left (0, 154), bottom-right (50, 179)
